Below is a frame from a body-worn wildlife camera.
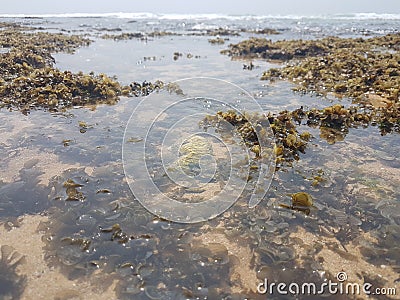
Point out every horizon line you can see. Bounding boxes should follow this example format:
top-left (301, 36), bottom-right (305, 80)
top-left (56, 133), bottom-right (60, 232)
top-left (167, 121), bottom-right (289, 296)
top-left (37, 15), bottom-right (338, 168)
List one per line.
top-left (1, 12), bottom-right (399, 19)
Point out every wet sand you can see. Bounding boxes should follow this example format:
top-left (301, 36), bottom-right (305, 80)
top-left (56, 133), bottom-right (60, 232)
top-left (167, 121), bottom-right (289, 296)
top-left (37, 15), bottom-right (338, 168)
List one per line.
top-left (0, 215), bottom-right (118, 300)
top-left (291, 227), bottom-right (399, 296)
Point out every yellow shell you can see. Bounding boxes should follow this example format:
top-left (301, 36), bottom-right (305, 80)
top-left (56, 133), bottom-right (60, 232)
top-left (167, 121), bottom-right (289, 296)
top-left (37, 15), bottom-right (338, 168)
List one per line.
top-left (291, 192), bottom-right (313, 207)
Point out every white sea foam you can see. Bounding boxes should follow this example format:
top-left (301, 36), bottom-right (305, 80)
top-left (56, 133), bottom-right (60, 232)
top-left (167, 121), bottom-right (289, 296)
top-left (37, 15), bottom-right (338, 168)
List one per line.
top-left (0, 12), bottom-right (399, 20)
top-left (191, 23), bottom-right (219, 31)
top-left (0, 12), bottom-right (158, 19)
top-left (352, 13), bottom-right (400, 20)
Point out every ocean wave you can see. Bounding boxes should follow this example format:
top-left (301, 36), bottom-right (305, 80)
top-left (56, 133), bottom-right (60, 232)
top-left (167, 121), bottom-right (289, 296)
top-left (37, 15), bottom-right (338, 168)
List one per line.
top-left (333, 13), bottom-right (400, 20)
top-left (0, 12), bottom-right (267, 20)
top-left (0, 12), bottom-right (400, 20)
top-left (0, 12), bottom-right (159, 19)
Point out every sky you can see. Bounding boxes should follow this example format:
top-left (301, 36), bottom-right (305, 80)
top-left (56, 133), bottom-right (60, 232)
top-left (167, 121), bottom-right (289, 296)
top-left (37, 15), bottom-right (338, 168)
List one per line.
top-left (1, 0), bottom-right (400, 15)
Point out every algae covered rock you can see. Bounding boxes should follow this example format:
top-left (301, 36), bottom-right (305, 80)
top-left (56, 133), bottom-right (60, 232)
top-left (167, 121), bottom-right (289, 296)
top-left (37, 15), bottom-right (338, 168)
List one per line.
top-left (0, 21), bottom-right (133, 113)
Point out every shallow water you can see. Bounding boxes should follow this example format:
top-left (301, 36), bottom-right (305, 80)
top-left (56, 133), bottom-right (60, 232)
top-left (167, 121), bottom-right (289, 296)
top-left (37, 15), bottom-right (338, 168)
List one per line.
top-left (0, 15), bottom-right (399, 299)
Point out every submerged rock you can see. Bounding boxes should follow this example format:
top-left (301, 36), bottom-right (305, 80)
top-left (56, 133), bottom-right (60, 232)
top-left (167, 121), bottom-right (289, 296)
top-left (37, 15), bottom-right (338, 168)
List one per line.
top-left (168, 135), bottom-right (213, 177)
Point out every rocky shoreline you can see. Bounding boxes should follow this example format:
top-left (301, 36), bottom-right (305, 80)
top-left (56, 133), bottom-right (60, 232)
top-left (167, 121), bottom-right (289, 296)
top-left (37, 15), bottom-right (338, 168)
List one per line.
top-left (0, 19), bottom-right (399, 300)
top-left (2, 21), bottom-right (397, 140)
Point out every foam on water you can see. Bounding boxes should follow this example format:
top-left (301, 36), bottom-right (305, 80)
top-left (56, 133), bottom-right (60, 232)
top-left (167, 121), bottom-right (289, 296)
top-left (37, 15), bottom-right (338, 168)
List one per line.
top-left (1, 12), bottom-right (400, 20)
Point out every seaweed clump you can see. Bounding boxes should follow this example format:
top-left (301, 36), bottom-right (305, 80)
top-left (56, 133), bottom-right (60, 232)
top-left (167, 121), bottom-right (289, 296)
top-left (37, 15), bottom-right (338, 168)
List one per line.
top-left (208, 37), bottom-right (227, 45)
top-left (129, 80), bottom-right (164, 97)
top-left (271, 103), bottom-right (399, 146)
top-left (262, 46), bottom-right (400, 102)
top-left (221, 37), bottom-right (329, 60)
top-left (203, 101), bottom-right (399, 167)
top-left (221, 33), bottom-right (400, 137)
top-left (0, 22), bottom-right (132, 113)
top-left (201, 110), bottom-right (309, 166)
top-left (223, 33), bottom-right (400, 102)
